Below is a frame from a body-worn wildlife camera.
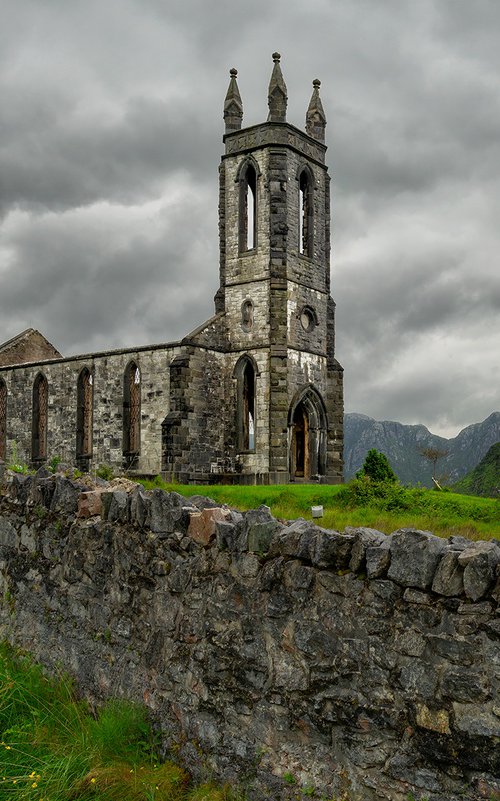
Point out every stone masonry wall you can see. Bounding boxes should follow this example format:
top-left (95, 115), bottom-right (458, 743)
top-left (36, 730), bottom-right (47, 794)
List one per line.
top-left (0, 345), bottom-right (181, 474)
top-left (0, 469), bottom-right (498, 801)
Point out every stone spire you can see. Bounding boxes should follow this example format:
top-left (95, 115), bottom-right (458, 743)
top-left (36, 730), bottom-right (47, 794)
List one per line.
top-left (306, 79), bottom-right (326, 142)
top-left (224, 68), bottom-right (243, 133)
top-left (267, 52), bottom-right (287, 123)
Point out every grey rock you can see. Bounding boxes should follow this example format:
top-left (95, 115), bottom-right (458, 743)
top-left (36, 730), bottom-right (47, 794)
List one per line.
top-left (245, 506), bottom-right (283, 554)
top-left (398, 661), bottom-right (438, 701)
top-left (0, 518), bottom-right (17, 549)
top-left (105, 491), bottom-right (129, 523)
top-left (149, 490), bottom-right (190, 534)
top-left (50, 476), bottom-right (83, 515)
top-left (403, 588), bottom-right (433, 605)
top-left (10, 473), bottom-right (33, 505)
top-left (458, 601), bottom-right (493, 615)
top-left (461, 548), bottom-right (497, 601)
top-left (426, 634), bottom-right (476, 665)
top-left (311, 529), bottom-right (354, 569)
top-left (268, 518), bottom-right (315, 561)
top-left (453, 703), bottom-right (500, 737)
top-left (366, 537), bottom-right (391, 578)
top-left (440, 666), bottom-right (489, 703)
top-left (188, 495), bottom-right (219, 510)
top-left (457, 541), bottom-right (500, 566)
top-left (432, 550), bottom-right (464, 596)
top-left (388, 529), bottom-right (447, 589)
top-left (129, 485), bottom-right (150, 528)
top-left (348, 527), bottom-right (386, 572)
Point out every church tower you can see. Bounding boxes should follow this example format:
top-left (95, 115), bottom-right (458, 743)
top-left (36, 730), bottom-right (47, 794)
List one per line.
top-left (217, 54), bottom-right (343, 483)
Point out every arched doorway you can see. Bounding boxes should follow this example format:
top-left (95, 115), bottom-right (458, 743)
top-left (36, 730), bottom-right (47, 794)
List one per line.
top-left (288, 386), bottom-right (327, 481)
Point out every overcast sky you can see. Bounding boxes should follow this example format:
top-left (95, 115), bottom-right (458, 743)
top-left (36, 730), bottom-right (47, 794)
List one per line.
top-left (1, 0), bottom-right (499, 437)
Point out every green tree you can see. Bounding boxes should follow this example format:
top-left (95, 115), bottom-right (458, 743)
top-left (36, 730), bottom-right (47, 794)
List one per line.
top-left (357, 449), bottom-right (397, 482)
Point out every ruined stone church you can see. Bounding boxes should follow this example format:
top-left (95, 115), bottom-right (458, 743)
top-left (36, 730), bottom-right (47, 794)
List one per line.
top-left (0, 55), bottom-right (343, 484)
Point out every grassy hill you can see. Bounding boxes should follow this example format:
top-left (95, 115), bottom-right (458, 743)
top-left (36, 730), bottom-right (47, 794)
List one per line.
top-left (453, 442), bottom-right (500, 498)
top-left (142, 478), bottom-right (500, 541)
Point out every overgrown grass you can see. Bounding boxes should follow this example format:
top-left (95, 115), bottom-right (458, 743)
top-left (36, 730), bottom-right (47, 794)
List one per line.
top-left (0, 643), bottom-right (241, 801)
top-left (141, 477), bottom-right (500, 540)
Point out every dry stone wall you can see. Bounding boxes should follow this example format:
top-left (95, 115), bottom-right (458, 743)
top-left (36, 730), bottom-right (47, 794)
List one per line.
top-left (0, 468), bottom-right (498, 801)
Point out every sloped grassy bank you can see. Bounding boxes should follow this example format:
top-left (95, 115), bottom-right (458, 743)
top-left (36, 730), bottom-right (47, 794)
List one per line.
top-left (0, 642), bottom-right (240, 801)
top-left (141, 478), bottom-right (500, 541)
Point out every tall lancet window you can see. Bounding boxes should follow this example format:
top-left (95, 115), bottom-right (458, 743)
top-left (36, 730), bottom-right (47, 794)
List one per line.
top-left (32, 373), bottom-right (48, 462)
top-left (0, 379), bottom-right (6, 461)
top-left (76, 368), bottom-right (93, 462)
top-left (299, 168), bottom-right (314, 257)
top-left (239, 161), bottom-right (257, 253)
top-left (123, 361), bottom-right (141, 463)
top-left (234, 355), bottom-right (257, 452)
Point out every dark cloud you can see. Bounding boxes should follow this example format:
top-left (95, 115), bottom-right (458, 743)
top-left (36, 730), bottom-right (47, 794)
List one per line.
top-left (1, 0), bottom-right (499, 437)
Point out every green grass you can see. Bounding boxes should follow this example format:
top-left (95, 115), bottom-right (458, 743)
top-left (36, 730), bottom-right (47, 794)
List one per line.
top-left (0, 643), bottom-right (241, 801)
top-left (141, 477), bottom-right (500, 540)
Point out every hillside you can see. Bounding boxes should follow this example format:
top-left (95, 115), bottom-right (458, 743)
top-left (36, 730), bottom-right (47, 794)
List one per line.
top-left (452, 441), bottom-right (500, 498)
top-left (344, 411), bottom-right (500, 487)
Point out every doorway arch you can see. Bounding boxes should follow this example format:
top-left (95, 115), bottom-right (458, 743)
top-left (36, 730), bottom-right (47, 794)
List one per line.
top-left (288, 385), bottom-right (327, 480)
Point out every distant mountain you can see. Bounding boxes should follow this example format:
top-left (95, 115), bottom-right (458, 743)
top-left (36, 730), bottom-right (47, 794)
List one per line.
top-left (452, 442), bottom-right (500, 498)
top-left (344, 411), bottom-right (500, 487)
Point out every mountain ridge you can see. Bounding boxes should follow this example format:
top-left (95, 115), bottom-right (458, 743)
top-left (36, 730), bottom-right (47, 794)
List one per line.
top-left (344, 411), bottom-right (500, 486)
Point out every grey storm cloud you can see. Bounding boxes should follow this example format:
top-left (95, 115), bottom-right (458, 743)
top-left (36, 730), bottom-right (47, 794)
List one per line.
top-left (1, 0), bottom-right (499, 437)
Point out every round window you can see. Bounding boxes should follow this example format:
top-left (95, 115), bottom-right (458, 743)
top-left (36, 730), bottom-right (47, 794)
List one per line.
top-left (300, 307), bottom-right (315, 332)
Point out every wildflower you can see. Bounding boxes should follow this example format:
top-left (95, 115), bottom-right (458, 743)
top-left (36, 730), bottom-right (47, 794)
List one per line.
top-left (32, 781), bottom-right (38, 788)
top-left (90, 777), bottom-right (96, 784)
top-left (29, 771), bottom-right (36, 778)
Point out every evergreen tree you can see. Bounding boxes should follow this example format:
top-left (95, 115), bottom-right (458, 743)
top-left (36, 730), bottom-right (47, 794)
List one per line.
top-left (357, 449), bottom-right (397, 482)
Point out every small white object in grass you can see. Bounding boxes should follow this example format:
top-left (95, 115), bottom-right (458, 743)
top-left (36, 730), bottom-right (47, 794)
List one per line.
top-left (311, 505), bottom-right (323, 518)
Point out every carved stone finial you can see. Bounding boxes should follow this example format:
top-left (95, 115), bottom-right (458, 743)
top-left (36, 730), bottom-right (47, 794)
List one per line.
top-left (306, 78), bottom-right (326, 142)
top-left (267, 52), bottom-right (287, 123)
top-left (224, 67), bottom-right (243, 133)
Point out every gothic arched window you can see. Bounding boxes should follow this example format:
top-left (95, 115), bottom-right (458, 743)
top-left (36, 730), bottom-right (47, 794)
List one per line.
top-left (123, 361), bottom-right (141, 462)
top-left (299, 168), bottom-right (314, 257)
top-left (32, 373), bottom-right (48, 462)
top-left (234, 355), bottom-right (257, 452)
top-left (0, 378), bottom-right (6, 462)
top-left (238, 161), bottom-right (257, 253)
top-left (76, 367), bottom-right (93, 462)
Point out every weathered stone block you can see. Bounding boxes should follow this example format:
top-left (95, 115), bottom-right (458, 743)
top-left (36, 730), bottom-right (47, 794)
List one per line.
top-left (388, 529), bottom-right (447, 589)
top-left (458, 543), bottom-right (498, 601)
top-left (440, 666), bottom-right (489, 703)
top-left (366, 537), bottom-right (391, 578)
top-left (105, 491), bottom-right (129, 523)
top-left (149, 490), bottom-right (190, 534)
top-left (432, 550), bottom-right (464, 596)
top-left (453, 703), bottom-right (500, 737)
top-left (78, 490), bottom-right (105, 519)
top-left (0, 518), bottom-right (17, 549)
top-left (188, 507), bottom-right (230, 547)
top-left (348, 527), bottom-right (386, 572)
top-left (245, 506), bottom-right (284, 554)
top-left (415, 704), bottom-right (451, 734)
top-left (311, 529), bottom-right (354, 569)
top-left (50, 476), bottom-right (82, 515)
top-left (129, 485), bottom-right (151, 528)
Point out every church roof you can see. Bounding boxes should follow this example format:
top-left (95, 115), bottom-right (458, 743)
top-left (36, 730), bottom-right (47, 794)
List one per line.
top-left (0, 328), bottom-right (62, 367)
